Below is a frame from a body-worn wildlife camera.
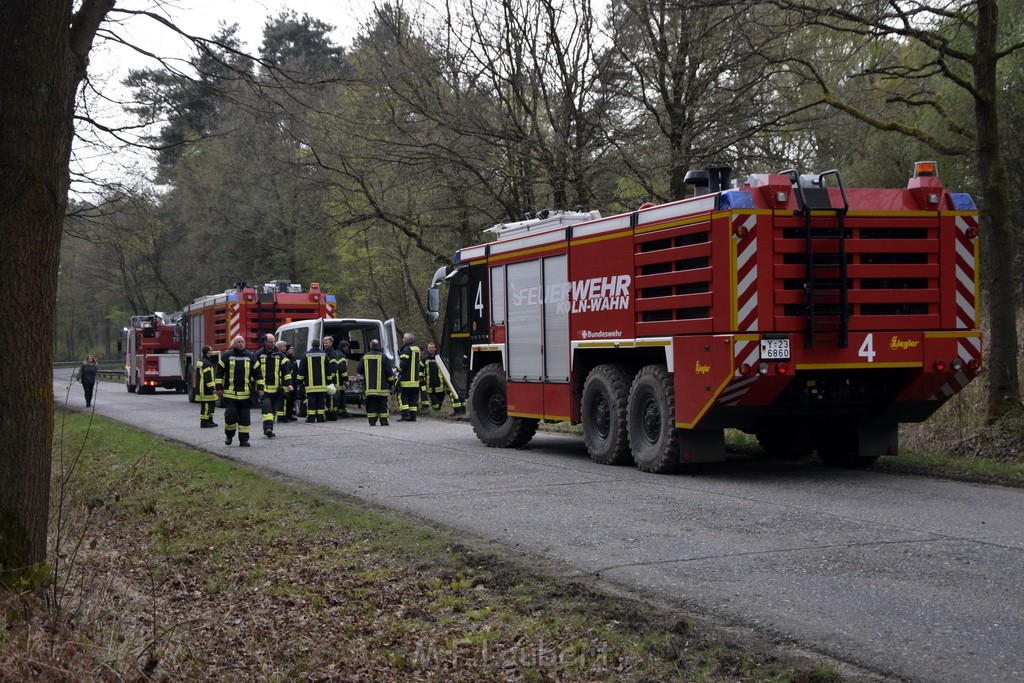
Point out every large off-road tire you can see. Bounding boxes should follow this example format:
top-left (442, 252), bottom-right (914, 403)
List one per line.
top-left (813, 423), bottom-right (879, 469)
top-left (627, 365), bottom-right (681, 474)
top-left (582, 364), bottom-right (633, 465)
top-left (469, 363), bottom-right (538, 448)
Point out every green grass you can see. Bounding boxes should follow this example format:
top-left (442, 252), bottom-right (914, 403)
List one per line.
top-left (0, 411), bottom-right (860, 681)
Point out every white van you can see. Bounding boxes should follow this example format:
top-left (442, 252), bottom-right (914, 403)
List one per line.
top-left (275, 317), bottom-right (400, 406)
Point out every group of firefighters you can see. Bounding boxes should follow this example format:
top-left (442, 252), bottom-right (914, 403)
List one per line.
top-left (194, 332), bottom-right (464, 447)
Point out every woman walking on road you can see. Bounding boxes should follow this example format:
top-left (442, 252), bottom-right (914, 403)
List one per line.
top-left (77, 355), bottom-right (99, 407)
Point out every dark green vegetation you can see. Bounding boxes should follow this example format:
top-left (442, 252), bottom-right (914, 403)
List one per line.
top-left (0, 412), bottom-right (858, 681)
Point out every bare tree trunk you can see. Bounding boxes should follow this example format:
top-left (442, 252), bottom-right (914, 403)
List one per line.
top-left (0, 0), bottom-right (111, 579)
top-left (974, 0), bottom-right (1021, 420)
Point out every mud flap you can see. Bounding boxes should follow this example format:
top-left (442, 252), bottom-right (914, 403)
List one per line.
top-left (677, 428), bottom-right (726, 464)
top-left (858, 423), bottom-right (898, 458)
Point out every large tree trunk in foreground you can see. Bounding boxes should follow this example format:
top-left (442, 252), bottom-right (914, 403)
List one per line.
top-left (974, 0), bottom-right (1021, 421)
top-left (0, 0), bottom-right (111, 579)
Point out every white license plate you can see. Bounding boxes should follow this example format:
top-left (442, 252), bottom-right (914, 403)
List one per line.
top-left (760, 338), bottom-right (791, 360)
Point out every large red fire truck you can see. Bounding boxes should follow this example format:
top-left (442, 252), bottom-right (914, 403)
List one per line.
top-left (427, 162), bottom-right (981, 471)
top-left (177, 281), bottom-right (336, 399)
top-left (123, 312), bottom-right (183, 393)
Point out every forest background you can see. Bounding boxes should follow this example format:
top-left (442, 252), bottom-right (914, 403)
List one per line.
top-left (57, 0), bottom-right (1024, 389)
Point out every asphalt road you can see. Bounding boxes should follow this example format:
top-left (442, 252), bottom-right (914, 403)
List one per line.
top-left (54, 370), bottom-right (1024, 682)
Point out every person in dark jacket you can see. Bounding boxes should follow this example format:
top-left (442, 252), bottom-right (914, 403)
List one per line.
top-left (77, 355), bottom-right (99, 407)
top-left (397, 333), bottom-right (422, 421)
top-left (421, 342), bottom-right (446, 411)
top-left (255, 334), bottom-right (291, 438)
top-left (361, 339), bottom-right (394, 426)
top-left (194, 345), bottom-right (219, 428)
top-left (217, 335), bottom-right (264, 446)
top-left (295, 338), bottom-right (330, 423)
top-left (282, 343), bottom-right (298, 422)
top-left (334, 339), bottom-right (351, 418)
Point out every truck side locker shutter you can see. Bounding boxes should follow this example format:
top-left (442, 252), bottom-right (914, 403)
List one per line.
top-left (506, 260), bottom-right (543, 382)
top-left (543, 255), bottom-right (569, 381)
top-left (384, 318), bottom-right (399, 361)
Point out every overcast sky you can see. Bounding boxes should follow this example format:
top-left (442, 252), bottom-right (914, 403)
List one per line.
top-left (76, 0), bottom-right (377, 194)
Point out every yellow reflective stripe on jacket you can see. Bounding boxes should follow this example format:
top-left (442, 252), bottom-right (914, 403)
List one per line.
top-left (362, 352), bottom-right (389, 396)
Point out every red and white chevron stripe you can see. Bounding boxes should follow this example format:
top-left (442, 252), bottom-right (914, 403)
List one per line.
top-left (228, 303), bottom-right (241, 341)
top-left (734, 214), bottom-right (759, 332)
top-left (954, 215), bottom-right (978, 330)
top-left (717, 338), bottom-right (761, 406)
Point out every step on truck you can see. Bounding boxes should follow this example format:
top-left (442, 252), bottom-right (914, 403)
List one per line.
top-left (427, 162), bottom-right (982, 471)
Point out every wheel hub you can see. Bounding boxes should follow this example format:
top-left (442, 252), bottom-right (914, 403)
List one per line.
top-left (641, 399), bottom-right (660, 443)
top-left (485, 390), bottom-right (507, 425)
top-left (594, 396), bottom-right (610, 438)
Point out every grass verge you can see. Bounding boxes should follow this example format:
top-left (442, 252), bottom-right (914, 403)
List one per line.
top-left (1, 411), bottom-right (861, 681)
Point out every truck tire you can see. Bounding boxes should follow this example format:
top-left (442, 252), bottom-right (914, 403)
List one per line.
top-left (627, 365), bottom-right (680, 473)
top-left (582, 364), bottom-right (633, 465)
top-left (469, 363), bottom-right (538, 448)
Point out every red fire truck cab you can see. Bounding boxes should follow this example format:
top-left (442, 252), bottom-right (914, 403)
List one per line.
top-left (428, 163), bottom-right (982, 471)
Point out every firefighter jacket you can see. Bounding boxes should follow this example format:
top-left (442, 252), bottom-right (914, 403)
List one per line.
top-left (296, 350), bottom-right (331, 393)
top-left (398, 343), bottom-right (422, 388)
top-left (255, 347), bottom-right (291, 394)
top-left (329, 348), bottom-right (349, 388)
top-left (218, 348), bottom-right (263, 400)
top-left (421, 352), bottom-right (445, 392)
top-left (195, 356), bottom-right (218, 402)
top-left (362, 350), bottom-right (394, 397)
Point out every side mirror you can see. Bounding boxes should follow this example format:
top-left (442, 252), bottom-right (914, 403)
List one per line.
top-left (427, 287), bottom-right (439, 324)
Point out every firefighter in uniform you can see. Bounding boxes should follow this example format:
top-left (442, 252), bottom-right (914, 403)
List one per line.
top-left (334, 339), bottom-right (351, 418)
top-left (421, 341), bottom-right (445, 411)
top-left (217, 335), bottom-right (264, 447)
top-left (323, 336), bottom-right (340, 421)
top-left (296, 337), bottom-right (331, 422)
top-left (195, 345), bottom-right (219, 428)
top-left (275, 341), bottom-right (293, 423)
top-left (282, 343), bottom-right (298, 422)
top-left (361, 339), bottom-right (393, 426)
top-left (419, 341), bottom-right (467, 416)
top-left (255, 334), bottom-right (291, 438)
top-left (397, 332), bottom-right (422, 421)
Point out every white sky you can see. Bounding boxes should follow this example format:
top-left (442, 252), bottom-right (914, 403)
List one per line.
top-left (76, 0), bottom-right (378, 195)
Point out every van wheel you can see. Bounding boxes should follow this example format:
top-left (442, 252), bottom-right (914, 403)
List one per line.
top-left (582, 364), bottom-right (633, 465)
top-left (627, 365), bottom-right (680, 473)
top-left (469, 364), bottom-right (538, 448)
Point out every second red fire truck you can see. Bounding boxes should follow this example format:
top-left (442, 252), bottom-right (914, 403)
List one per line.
top-left (177, 281), bottom-right (337, 399)
top-left (428, 162), bottom-right (982, 471)
top-left (123, 312), bottom-right (183, 393)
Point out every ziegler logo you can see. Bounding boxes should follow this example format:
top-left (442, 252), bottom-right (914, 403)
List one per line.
top-left (890, 336), bottom-right (919, 350)
top-left (694, 361), bottom-right (711, 375)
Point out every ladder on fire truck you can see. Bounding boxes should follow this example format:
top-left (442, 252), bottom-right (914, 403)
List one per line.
top-left (785, 169), bottom-right (850, 349)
